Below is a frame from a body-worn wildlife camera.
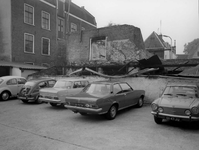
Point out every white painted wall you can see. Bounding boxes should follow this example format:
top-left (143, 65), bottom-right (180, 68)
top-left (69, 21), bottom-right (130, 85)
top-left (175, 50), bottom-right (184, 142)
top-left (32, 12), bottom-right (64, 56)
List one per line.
top-left (11, 67), bottom-right (21, 76)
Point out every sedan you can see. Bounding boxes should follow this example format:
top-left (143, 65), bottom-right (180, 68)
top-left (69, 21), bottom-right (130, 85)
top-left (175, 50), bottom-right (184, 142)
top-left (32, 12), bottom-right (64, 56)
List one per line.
top-left (39, 78), bottom-right (89, 107)
top-left (151, 82), bottom-right (199, 124)
top-left (64, 80), bottom-right (145, 120)
top-left (18, 78), bottom-right (56, 104)
top-left (0, 76), bottom-right (27, 101)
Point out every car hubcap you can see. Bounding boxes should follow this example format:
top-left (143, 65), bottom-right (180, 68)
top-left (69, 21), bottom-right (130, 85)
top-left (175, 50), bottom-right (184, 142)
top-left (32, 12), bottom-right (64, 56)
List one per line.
top-left (139, 98), bottom-right (143, 106)
top-left (110, 107), bottom-right (116, 117)
top-left (2, 93), bottom-right (9, 100)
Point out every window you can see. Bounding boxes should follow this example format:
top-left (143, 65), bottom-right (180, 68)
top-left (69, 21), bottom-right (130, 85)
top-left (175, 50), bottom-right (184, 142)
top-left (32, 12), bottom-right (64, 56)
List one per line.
top-left (58, 17), bottom-right (64, 38)
top-left (71, 23), bottom-right (77, 32)
top-left (48, 80), bottom-right (56, 87)
top-left (24, 33), bottom-right (34, 53)
top-left (120, 83), bottom-right (133, 92)
top-left (113, 84), bottom-right (122, 94)
top-left (42, 11), bottom-right (50, 30)
top-left (81, 27), bottom-right (85, 31)
top-left (41, 37), bottom-right (50, 55)
top-left (7, 79), bottom-right (17, 85)
top-left (24, 4), bottom-right (34, 25)
top-left (17, 78), bottom-right (26, 84)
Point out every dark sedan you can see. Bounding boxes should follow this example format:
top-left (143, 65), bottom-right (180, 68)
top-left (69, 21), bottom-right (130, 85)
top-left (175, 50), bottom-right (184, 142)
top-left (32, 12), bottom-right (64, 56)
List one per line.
top-left (18, 78), bottom-right (56, 104)
top-left (64, 80), bottom-right (145, 120)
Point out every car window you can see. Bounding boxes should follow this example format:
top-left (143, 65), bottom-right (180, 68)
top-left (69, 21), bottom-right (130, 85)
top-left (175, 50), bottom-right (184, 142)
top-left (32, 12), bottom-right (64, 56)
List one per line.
top-left (119, 83), bottom-right (133, 92)
top-left (81, 81), bottom-right (89, 87)
top-left (84, 83), bottom-right (111, 95)
top-left (17, 78), bottom-right (26, 84)
top-left (48, 80), bottom-right (56, 87)
top-left (54, 80), bottom-right (72, 88)
top-left (39, 82), bottom-right (47, 88)
top-left (113, 84), bottom-right (122, 94)
top-left (163, 86), bottom-right (196, 97)
top-left (7, 79), bottom-right (17, 85)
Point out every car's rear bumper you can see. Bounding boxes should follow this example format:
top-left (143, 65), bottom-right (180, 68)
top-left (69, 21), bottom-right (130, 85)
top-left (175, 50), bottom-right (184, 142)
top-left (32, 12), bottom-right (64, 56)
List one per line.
top-left (18, 96), bottom-right (36, 101)
top-left (64, 105), bottom-right (103, 114)
top-left (39, 97), bottom-right (62, 104)
top-left (151, 111), bottom-right (199, 121)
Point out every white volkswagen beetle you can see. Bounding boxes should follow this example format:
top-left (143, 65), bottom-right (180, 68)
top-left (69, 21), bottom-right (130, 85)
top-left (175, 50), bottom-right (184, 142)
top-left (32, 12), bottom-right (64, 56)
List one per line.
top-left (0, 76), bottom-right (27, 101)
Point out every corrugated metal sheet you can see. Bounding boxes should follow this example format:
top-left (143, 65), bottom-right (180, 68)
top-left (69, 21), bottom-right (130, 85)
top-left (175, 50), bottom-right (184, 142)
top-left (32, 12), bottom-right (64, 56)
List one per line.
top-left (0, 61), bottom-right (46, 70)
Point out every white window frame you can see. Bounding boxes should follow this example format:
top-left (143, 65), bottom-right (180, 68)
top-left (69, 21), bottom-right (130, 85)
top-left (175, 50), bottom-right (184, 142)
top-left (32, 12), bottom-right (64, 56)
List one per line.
top-left (41, 11), bottom-right (50, 30)
top-left (24, 33), bottom-right (34, 54)
top-left (41, 37), bottom-right (50, 56)
top-left (24, 3), bottom-right (34, 25)
top-left (71, 23), bottom-right (77, 32)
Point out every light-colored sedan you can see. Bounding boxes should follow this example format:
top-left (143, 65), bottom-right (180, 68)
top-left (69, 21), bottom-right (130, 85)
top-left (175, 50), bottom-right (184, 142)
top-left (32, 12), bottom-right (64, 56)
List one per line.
top-left (39, 78), bottom-right (89, 107)
top-left (0, 76), bottom-right (27, 101)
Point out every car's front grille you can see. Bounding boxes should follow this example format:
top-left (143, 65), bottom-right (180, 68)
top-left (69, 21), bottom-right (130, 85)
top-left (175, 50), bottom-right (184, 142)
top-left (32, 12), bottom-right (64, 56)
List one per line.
top-left (162, 107), bottom-right (187, 116)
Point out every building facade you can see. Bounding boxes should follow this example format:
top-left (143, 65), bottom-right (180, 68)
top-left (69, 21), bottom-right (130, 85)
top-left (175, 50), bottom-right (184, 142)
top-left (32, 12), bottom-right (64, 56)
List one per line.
top-left (0, 0), bottom-right (96, 67)
top-left (145, 32), bottom-right (176, 59)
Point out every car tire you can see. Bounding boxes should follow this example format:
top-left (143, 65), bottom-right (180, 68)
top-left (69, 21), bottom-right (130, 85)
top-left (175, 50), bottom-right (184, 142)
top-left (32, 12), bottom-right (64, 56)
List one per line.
top-left (106, 105), bottom-right (117, 120)
top-left (21, 99), bottom-right (29, 103)
top-left (80, 112), bottom-right (87, 116)
top-left (35, 96), bottom-right (42, 104)
top-left (0, 91), bottom-right (10, 101)
top-left (136, 96), bottom-right (144, 108)
top-left (50, 103), bottom-right (58, 107)
top-left (154, 116), bottom-right (163, 124)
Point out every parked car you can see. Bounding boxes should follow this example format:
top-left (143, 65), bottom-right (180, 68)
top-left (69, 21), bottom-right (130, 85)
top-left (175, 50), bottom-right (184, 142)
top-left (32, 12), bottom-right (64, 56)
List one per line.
top-left (64, 80), bottom-right (145, 120)
top-left (18, 78), bottom-right (56, 104)
top-left (39, 78), bottom-right (89, 107)
top-left (151, 82), bottom-right (199, 124)
top-left (0, 76), bottom-right (27, 101)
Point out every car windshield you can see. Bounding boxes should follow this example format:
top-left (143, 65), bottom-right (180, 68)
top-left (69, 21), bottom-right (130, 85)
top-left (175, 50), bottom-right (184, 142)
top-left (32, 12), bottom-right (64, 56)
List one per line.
top-left (24, 81), bottom-right (36, 87)
top-left (163, 86), bottom-right (196, 97)
top-left (83, 83), bottom-right (111, 96)
top-left (53, 80), bottom-right (72, 89)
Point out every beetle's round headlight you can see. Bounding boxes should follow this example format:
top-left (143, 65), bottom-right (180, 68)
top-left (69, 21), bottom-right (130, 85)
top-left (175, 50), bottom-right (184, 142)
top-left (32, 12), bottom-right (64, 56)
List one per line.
top-left (158, 107), bottom-right (164, 113)
top-left (185, 110), bottom-right (191, 115)
top-left (151, 103), bottom-right (158, 111)
top-left (191, 107), bottom-right (199, 115)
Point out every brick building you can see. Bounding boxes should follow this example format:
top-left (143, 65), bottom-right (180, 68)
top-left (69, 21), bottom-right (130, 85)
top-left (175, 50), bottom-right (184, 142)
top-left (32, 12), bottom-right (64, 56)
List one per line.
top-left (0, 0), bottom-right (96, 68)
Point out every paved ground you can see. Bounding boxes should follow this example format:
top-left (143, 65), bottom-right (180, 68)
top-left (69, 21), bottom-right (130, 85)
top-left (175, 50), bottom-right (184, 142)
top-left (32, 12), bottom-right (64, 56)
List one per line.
top-left (0, 99), bottom-right (199, 150)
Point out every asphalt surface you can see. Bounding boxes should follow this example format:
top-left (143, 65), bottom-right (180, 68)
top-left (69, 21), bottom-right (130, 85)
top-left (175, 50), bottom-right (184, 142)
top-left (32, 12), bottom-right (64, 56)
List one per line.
top-left (0, 99), bottom-right (199, 150)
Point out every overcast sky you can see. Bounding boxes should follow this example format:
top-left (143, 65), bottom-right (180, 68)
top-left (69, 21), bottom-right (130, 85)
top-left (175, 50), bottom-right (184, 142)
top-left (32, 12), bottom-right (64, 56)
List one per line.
top-left (72, 0), bottom-right (199, 54)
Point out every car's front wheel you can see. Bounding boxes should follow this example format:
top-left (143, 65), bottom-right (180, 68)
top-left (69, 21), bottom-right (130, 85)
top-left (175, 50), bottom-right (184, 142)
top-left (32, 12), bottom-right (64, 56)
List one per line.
top-left (50, 103), bottom-right (58, 107)
top-left (106, 105), bottom-right (117, 120)
top-left (136, 96), bottom-right (144, 108)
top-left (21, 99), bottom-right (29, 103)
top-left (154, 116), bottom-right (163, 124)
top-left (0, 91), bottom-right (10, 101)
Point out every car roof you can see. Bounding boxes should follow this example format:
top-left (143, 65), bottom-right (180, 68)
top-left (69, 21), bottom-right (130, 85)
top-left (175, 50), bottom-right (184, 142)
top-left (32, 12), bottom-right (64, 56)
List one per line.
top-left (57, 78), bottom-right (88, 82)
top-left (167, 82), bottom-right (198, 87)
top-left (0, 76), bottom-right (26, 80)
top-left (92, 80), bottom-right (126, 84)
top-left (27, 78), bottom-right (55, 83)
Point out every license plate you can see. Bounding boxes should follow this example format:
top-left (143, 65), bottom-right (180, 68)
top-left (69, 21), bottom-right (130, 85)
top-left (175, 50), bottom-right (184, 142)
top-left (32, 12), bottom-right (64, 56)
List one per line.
top-left (166, 117), bottom-right (180, 121)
